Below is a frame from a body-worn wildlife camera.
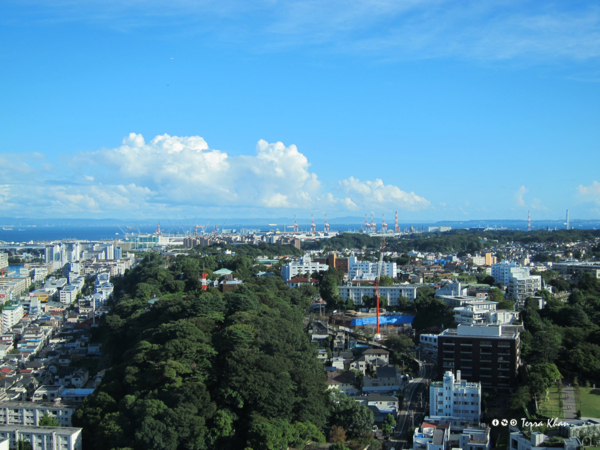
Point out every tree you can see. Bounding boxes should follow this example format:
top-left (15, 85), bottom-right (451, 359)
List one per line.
top-left (39, 413), bottom-right (60, 427)
top-left (509, 386), bottom-right (531, 411)
top-left (17, 441), bottom-right (33, 450)
top-left (530, 329), bottom-right (562, 364)
top-left (379, 275), bottom-right (394, 287)
top-left (320, 275), bottom-right (339, 304)
top-left (384, 335), bottom-right (414, 355)
top-left (330, 425), bottom-right (347, 443)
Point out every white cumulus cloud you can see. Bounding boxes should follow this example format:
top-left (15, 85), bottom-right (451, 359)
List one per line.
top-left (578, 181), bottom-right (600, 204)
top-left (339, 176), bottom-right (430, 210)
top-left (0, 133), bottom-right (430, 217)
top-left (515, 185), bottom-right (528, 206)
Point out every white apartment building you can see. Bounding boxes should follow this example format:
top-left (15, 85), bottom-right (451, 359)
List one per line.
top-left (44, 277), bottom-right (67, 291)
top-left (338, 284), bottom-right (418, 306)
top-left (0, 278), bottom-right (29, 303)
top-left (491, 261), bottom-right (518, 286)
top-left (348, 261), bottom-right (397, 279)
top-left (429, 370), bottom-right (481, 421)
top-left (0, 253), bottom-right (7, 271)
top-left (507, 273), bottom-right (542, 304)
top-left (435, 281), bottom-right (468, 298)
top-left (454, 300), bottom-right (498, 325)
top-left (281, 255), bottom-right (329, 281)
top-left (2, 303), bottom-right (24, 333)
top-left (453, 300), bottom-right (518, 326)
top-left (0, 425), bottom-right (82, 450)
top-left (59, 286), bottom-right (79, 305)
top-left (0, 402), bottom-right (76, 427)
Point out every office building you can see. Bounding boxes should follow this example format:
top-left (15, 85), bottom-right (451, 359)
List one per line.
top-left (437, 325), bottom-right (520, 391)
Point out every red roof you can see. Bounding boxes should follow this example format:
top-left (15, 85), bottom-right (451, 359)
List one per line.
top-left (287, 277), bottom-right (317, 284)
top-left (19, 369), bottom-right (32, 373)
top-left (0, 368), bottom-right (12, 374)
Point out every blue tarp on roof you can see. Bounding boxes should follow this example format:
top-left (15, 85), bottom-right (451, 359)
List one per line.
top-left (350, 315), bottom-right (415, 327)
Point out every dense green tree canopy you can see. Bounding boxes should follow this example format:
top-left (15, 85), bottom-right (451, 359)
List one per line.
top-left (73, 254), bottom-right (329, 450)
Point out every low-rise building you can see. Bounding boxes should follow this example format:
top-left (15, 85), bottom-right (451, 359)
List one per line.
top-left (0, 401), bottom-right (77, 427)
top-left (413, 422), bottom-right (450, 450)
top-left (355, 393), bottom-right (399, 415)
top-left (460, 427), bottom-right (491, 450)
top-left (338, 284), bottom-right (418, 306)
top-left (362, 366), bottom-right (403, 393)
top-left (326, 370), bottom-right (358, 396)
top-left (559, 418), bottom-right (600, 440)
top-left (281, 255), bottom-right (329, 281)
top-left (0, 425), bottom-right (82, 450)
top-left (510, 430), bottom-right (580, 450)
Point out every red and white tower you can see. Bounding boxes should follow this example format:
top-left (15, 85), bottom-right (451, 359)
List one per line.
top-left (293, 215), bottom-right (299, 233)
top-left (381, 214), bottom-right (388, 232)
top-left (528, 210), bottom-right (531, 231)
top-left (394, 211), bottom-right (399, 233)
top-left (310, 214), bottom-right (316, 233)
top-left (324, 214), bottom-right (330, 232)
top-left (371, 213), bottom-right (376, 232)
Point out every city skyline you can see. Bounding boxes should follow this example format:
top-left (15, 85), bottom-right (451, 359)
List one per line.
top-left (1, 1), bottom-right (600, 220)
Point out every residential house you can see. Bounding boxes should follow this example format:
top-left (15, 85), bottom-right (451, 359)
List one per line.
top-left (326, 371), bottom-right (358, 396)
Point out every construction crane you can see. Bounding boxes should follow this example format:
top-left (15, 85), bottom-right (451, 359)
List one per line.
top-left (374, 238), bottom-right (386, 340)
top-left (381, 214), bottom-right (388, 233)
top-left (324, 214), bottom-right (330, 232)
top-left (293, 215), bottom-right (299, 233)
top-left (395, 211), bottom-right (400, 233)
top-left (310, 214), bottom-right (316, 233)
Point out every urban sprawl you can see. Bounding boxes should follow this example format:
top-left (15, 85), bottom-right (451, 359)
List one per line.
top-left (0, 224), bottom-right (599, 450)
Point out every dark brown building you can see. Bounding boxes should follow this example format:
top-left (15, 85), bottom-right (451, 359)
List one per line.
top-left (314, 253), bottom-right (350, 273)
top-left (437, 325), bottom-right (520, 392)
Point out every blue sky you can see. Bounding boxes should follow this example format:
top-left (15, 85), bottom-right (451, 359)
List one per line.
top-left (1, 0), bottom-right (599, 221)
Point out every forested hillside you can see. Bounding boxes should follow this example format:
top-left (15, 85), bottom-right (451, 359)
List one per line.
top-left (302, 229), bottom-right (600, 254)
top-left (73, 253), bottom-right (330, 450)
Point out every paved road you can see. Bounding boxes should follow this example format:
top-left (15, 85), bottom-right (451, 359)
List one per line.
top-left (393, 355), bottom-right (437, 448)
top-left (563, 383), bottom-right (577, 419)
